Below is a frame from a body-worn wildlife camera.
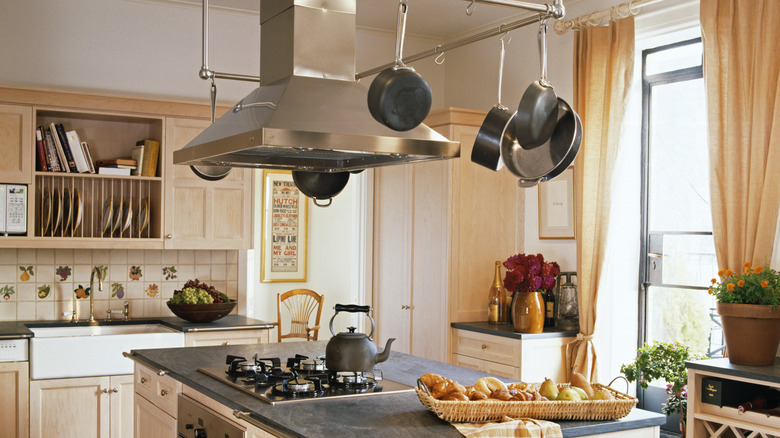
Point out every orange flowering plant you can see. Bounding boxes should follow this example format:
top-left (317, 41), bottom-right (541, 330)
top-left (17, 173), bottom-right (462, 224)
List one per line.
top-left (708, 262), bottom-right (780, 308)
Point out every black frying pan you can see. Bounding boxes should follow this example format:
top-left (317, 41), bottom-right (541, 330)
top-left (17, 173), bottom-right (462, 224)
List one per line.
top-left (367, 0), bottom-right (432, 132)
top-left (472, 36), bottom-right (513, 171)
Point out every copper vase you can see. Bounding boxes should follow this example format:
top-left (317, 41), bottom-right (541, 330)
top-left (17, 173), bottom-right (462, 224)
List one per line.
top-left (512, 291), bottom-right (544, 333)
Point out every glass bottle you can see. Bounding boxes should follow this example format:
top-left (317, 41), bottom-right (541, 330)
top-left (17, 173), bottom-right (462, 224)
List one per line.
top-left (544, 288), bottom-right (556, 327)
top-left (488, 261), bottom-right (506, 324)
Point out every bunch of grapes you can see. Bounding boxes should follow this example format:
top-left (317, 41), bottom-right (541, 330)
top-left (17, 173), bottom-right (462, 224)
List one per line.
top-left (169, 279), bottom-right (230, 304)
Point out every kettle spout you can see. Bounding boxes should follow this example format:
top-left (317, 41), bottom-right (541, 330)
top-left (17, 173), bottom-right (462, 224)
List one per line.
top-left (375, 338), bottom-right (395, 364)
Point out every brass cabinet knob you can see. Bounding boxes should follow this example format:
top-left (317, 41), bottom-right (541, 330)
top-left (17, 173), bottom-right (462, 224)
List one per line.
top-left (160, 389), bottom-right (168, 396)
top-left (481, 344), bottom-right (488, 350)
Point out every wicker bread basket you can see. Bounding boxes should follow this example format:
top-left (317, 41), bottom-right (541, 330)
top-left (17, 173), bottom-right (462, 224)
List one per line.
top-left (416, 381), bottom-right (637, 423)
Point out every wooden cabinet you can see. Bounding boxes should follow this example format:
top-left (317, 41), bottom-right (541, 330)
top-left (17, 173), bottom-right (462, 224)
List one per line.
top-left (0, 361), bottom-right (29, 438)
top-left (686, 360), bottom-right (780, 438)
top-left (451, 329), bottom-right (572, 383)
top-left (184, 328), bottom-right (270, 346)
top-left (0, 85), bottom-right (251, 250)
top-left (133, 362), bottom-right (181, 438)
top-left (163, 117), bottom-right (252, 249)
top-left (372, 108), bottom-right (524, 362)
top-left (0, 104), bottom-right (33, 185)
top-left (29, 374), bottom-right (133, 438)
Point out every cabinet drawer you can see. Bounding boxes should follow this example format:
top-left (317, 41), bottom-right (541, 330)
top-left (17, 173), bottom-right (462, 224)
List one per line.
top-left (452, 329), bottom-right (520, 365)
top-left (184, 329), bottom-right (269, 347)
top-left (134, 363), bottom-right (181, 418)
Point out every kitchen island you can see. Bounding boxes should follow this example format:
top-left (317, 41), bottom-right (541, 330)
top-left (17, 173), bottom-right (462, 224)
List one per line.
top-left (129, 341), bottom-right (664, 438)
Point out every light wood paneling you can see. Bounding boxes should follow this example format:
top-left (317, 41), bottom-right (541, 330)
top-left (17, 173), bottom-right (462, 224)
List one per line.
top-left (184, 328), bottom-right (271, 346)
top-left (110, 375), bottom-right (135, 438)
top-left (30, 376), bottom-right (110, 438)
top-left (0, 362), bottom-right (29, 438)
top-left (0, 104), bottom-right (32, 184)
top-left (133, 394), bottom-right (175, 438)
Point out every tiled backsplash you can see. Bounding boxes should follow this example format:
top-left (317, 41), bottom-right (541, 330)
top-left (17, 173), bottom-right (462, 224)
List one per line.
top-left (0, 249), bottom-right (239, 321)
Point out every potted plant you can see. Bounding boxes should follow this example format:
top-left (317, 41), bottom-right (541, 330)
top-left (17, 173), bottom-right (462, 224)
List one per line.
top-left (502, 253), bottom-right (559, 333)
top-left (708, 262), bottom-right (780, 365)
top-left (621, 341), bottom-right (699, 437)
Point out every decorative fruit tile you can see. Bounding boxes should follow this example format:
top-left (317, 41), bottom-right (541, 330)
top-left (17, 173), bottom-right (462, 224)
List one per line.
top-left (74, 284), bottom-right (90, 299)
top-left (111, 282), bottom-right (126, 299)
top-left (56, 266), bottom-right (72, 282)
top-left (18, 266), bottom-right (34, 282)
top-left (0, 285), bottom-right (15, 302)
top-left (163, 266), bottom-right (177, 281)
top-left (145, 283), bottom-right (159, 298)
top-left (37, 284), bottom-right (51, 299)
top-left (129, 265), bottom-right (143, 281)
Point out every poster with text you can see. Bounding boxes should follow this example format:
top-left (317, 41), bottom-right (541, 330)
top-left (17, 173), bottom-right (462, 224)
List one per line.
top-left (261, 170), bottom-right (308, 282)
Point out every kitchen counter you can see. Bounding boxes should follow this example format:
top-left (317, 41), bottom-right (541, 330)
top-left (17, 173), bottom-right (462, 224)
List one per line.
top-left (0, 315), bottom-right (275, 338)
top-left (686, 357), bottom-right (780, 384)
top-left (129, 341), bottom-right (664, 438)
top-left (451, 321), bottom-right (578, 340)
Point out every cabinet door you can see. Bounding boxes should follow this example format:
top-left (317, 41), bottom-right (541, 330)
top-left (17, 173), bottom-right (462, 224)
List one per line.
top-left (133, 394), bottom-right (176, 438)
top-left (109, 375), bottom-right (135, 438)
top-left (0, 104), bottom-right (33, 184)
top-left (0, 362), bottom-right (29, 438)
top-left (30, 376), bottom-right (110, 438)
top-left (163, 117), bottom-right (252, 249)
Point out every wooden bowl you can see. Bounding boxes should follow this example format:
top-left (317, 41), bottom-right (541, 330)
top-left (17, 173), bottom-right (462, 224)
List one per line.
top-left (166, 301), bottom-right (237, 323)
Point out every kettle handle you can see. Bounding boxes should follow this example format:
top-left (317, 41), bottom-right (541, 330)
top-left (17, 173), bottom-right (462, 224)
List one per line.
top-left (329, 304), bottom-right (375, 338)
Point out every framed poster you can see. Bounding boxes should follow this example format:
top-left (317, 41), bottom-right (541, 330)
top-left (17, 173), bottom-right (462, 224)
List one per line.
top-left (261, 170), bottom-right (308, 282)
top-left (538, 166), bottom-right (575, 239)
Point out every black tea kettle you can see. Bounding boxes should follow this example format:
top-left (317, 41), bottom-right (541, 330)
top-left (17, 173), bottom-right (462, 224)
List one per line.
top-left (325, 304), bottom-right (395, 373)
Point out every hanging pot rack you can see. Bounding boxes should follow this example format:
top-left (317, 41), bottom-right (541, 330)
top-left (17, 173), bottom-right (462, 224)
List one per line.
top-left (197, 0), bottom-right (566, 85)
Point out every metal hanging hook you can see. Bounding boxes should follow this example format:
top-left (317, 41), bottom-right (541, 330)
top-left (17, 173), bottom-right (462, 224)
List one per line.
top-left (434, 46), bottom-right (445, 65)
top-left (209, 78), bottom-right (217, 124)
top-left (466, 0), bottom-right (476, 16)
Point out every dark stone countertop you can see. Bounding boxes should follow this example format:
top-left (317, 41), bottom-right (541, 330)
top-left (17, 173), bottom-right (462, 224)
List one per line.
top-left (0, 315), bottom-right (274, 339)
top-left (451, 321), bottom-right (578, 340)
top-left (130, 341), bottom-right (664, 438)
top-left (686, 357), bottom-right (780, 384)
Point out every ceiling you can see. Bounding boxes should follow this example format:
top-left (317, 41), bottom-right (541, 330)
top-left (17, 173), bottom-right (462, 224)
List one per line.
top-left (164, 0), bottom-right (540, 40)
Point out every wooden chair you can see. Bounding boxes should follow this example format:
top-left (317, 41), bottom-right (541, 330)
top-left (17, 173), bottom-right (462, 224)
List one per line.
top-left (275, 289), bottom-right (324, 342)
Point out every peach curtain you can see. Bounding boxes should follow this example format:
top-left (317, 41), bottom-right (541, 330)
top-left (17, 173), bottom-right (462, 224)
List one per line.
top-left (700, 0), bottom-right (780, 270)
top-left (569, 17), bottom-right (635, 381)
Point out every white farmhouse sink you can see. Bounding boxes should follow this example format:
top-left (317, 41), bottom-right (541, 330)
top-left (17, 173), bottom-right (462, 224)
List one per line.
top-left (29, 323), bottom-right (184, 379)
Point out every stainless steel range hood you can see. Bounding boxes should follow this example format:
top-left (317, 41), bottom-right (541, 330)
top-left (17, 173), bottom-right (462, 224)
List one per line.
top-left (173, 0), bottom-right (460, 174)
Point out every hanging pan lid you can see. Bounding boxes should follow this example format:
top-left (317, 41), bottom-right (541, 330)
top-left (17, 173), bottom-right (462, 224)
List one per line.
top-left (501, 97), bottom-right (582, 187)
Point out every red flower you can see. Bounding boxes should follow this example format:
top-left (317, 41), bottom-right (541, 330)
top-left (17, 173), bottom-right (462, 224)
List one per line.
top-left (503, 253), bottom-right (560, 292)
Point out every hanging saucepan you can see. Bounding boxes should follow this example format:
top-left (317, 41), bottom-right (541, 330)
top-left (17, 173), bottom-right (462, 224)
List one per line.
top-left (367, 0), bottom-right (432, 132)
top-left (502, 97), bottom-right (582, 187)
top-left (471, 36), bottom-right (513, 171)
top-left (292, 171), bottom-right (350, 208)
top-left (514, 17), bottom-right (558, 149)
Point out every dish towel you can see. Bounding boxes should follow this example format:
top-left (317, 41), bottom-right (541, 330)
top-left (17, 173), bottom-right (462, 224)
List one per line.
top-left (452, 417), bottom-right (563, 438)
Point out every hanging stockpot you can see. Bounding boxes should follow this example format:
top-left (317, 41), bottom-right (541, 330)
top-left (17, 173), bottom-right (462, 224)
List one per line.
top-left (514, 17), bottom-right (558, 148)
top-left (471, 35), bottom-right (514, 171)
top-left (502, 97), bottom-right (582, 187)
top-left (367, 0), bottom-right (432, 131)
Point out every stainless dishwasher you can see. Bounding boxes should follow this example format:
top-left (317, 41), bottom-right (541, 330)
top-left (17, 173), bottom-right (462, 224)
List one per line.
top-left (177, 394), bottom-right (246, 438)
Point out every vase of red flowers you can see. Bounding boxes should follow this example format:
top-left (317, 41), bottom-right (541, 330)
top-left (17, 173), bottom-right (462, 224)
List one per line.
top-left (503, 253), bottom-right (560, 333)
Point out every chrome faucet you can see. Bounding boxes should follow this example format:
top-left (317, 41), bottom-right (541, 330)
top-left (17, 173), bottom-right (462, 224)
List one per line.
top-left (89, 266), bottom-right (106, 323)
top-left (106, 301), bottom-right (130, 321)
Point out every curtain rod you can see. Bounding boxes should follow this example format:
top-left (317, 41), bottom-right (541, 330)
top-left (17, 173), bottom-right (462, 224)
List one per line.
top-left (553, 0), bottom-right (667, 34)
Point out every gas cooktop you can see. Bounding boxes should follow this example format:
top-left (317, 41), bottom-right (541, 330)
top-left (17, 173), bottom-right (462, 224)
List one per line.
top-left (198, 354), bottom-right (414, 405)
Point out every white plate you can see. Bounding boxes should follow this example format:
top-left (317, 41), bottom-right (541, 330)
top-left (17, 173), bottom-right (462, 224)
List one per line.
top-left (122, 197), bottom-right (133, 234)
top-left (41, 187), bottom-right (51, 236)
top-left (137, 198), bottom-right (149, 237)
top-left (99, 198), bottom-right (113, 236)
top-left (62, 188), bottom-right (72, 236)
top-left (111, 198), bottom-right (123, 236)
top-left (73, 188), bottom-right (83, 234)
top-left (52, 187), bottom-right (61, 235)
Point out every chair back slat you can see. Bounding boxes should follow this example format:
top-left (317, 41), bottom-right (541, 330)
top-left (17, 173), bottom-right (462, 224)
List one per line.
top-left (277, 289), bottom-right (324, 342)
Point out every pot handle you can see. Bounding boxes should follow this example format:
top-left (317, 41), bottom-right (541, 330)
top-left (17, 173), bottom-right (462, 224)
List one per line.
top-left (330, 304), bottom-right (375, 338)
top-left (517, 177), bottom-right (542, 187)
top-left (394, 0), bottom-right (409, 67)
top-left (313, 198), bottom-right (333, 208)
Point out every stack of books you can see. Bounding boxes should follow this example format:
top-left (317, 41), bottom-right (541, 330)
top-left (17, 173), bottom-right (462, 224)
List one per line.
top-left (132, 139), bottom-right (161, 177)
top-left (35, 123), bottom-right (95, 174)
top-left (95, 158), bottom-right (137, 175)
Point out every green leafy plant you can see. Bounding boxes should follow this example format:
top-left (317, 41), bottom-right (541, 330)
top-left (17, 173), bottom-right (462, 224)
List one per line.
top-left (708, 262), bottom-right (780, 308)
top-left (620, 341), bottom-right (700, 418)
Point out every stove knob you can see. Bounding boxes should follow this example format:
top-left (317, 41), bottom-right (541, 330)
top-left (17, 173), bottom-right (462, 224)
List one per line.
top-left (194, 428), bottom-right (207, 438)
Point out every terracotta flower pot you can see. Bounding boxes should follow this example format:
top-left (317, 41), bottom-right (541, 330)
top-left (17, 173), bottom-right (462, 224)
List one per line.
top-left (717, 302), bottom-right (780, 366)
top-left (512, 291), bottom-right (544, 333)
